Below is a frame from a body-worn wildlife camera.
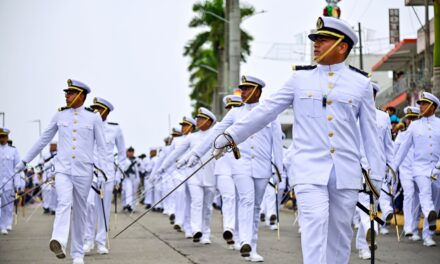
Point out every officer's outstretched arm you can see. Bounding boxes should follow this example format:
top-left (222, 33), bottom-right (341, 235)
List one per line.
top-left (23, 114), bottom-right (58, 164)
top-left (226, 76), bottom-right (296, 145)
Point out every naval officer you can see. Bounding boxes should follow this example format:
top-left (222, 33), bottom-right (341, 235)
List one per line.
top-left (15, 79), bottom-right (106, 264)
top-left (83, 97), bottom-right (127, 255)
top-left (210, 16), bottom-right (383, 264)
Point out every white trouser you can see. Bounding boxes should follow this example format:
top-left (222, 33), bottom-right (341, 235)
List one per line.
top-left (421, 180), bottom-right (440, 239)
top-left (233, 174), bottom-right (268, 252)
top-left (143, 176), bottom-right (154, 206)
top-left (84, 181), bottom-right (114, 247)
top-left (50, 186), bottom-right (58, 211)
top-left (379, 187), bottom-right (393, 223)
top-left (0, 189), bottom-right (14, 229)
top-left (52, 173), bottom-right (93, 259)
top-left (261, 184), bottom-right (276, 224)
top-left (295, 168), bottom-right (358, 264)
top-left (400, 173), bottom-right (420, 234)
top-left (355, 192), bottom-right (379, 251)
top-left (414, 175), bottom-right (434, 219)
top-left (217, 175), bottom-right (237, 233)
top-left (153, 180), bottom-right (162, 209)
top-left (42, 183), bottom-right (52, 209)
top-left (132, 176), bottom-right (140, 207)
top-left (122, 177), bottom-right (134, 208)
top-left (188, 184), bottom-right (215, 238)
top-left (174, 178), bottom-right (191, 234)
top-left (163, 178), bottom-right (175, 214)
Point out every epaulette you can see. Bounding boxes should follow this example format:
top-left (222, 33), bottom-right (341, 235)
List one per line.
top-left (349, 65), bottom-right (371, 78)
top-left (292, 65), bottom-right (317, 71)
top-left (108, 122), bottom-right (119, 126)
top-left (58, 106), bottom-right (70, 112)
top-left (85, 107), bottom-right (98, 113)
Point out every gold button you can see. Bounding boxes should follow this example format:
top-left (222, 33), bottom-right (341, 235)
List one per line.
top-left (328, 84), bottom-right (334, 89)
top-left (73, 129), bottom-right (77, 133)
top-left (329, 71), bottom-right (334, 76)
top-left (74, 120), bottom-right (77, 124)
top-left (328, 132), bottom-right (334, 137)
top-left (251, 155), bottom-right (255, 159)
top-left (72, 155), bottom-right (76, 159)
top-left (348, 99), bottom-right (352, 104)
top-left (74, 112), bottom-right (78, 115)
top-left (72, 146), bottom-right (76, 150)
top-left (430, 153), bottom-right (433, 156)
top-left (327, 116), bottom-right (333, 121)
top-left (330, 148), bottom-right (335, 154)
top-left (73, 138), bottom-right (76, 141)
top-left (429, 136), bottom-right (432, 138)
top-left (327, 100), bottom-right (332, 105)
top-left (429, 128), bottom-right (432, 130)
top-left (251, 146), bottom-right (254, 149)
top-left (250, 136), bottom-right (254, 139)
top-left (308, 92), bottom-right (312, 97)
top-left (430, 144), bottom-right (433, 147)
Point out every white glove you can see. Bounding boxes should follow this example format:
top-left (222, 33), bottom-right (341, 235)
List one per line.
top-left (212, 134), bottom-right (233, 159)
top-left (176, 158), bottom-right (187, 169)
top-left (187, 154), bottom-right (200, 168)
top-left (15, 161), bottom-right (26, 174)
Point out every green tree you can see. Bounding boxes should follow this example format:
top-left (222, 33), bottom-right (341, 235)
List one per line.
top-left (184, 0), bottom-right (254, 115)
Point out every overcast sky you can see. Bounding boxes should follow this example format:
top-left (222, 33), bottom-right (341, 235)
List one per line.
top-left (0, 0), bottom-right (433, 160)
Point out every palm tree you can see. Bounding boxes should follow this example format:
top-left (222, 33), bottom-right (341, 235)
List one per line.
top-left (184, 0), bottom-right (254, 115)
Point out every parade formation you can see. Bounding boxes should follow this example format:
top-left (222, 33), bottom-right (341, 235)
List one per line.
top-left (1, 1), bottom-right (440, 264)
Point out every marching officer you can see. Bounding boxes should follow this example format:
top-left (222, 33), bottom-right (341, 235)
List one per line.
top-left (210, 16), bottom-right (383, 264)
top-left (394, 106), bottom-right (421, 241)
top-left (393, 92), bottom-right (440, 247)
top-left (40, 141), bottom-right (58, 215)
top-left (355, 82), bottom-right (393, 259)
top-left (84, 97), bottom-right (127, 255)
top-left (14, 79), bottom-right (106, 264)
top-left (0, 128), bottom-right (23, 235)
top-left (187, 76), bottom-right (283, 262)
top-left (215, 95), bottom-right (243, 249)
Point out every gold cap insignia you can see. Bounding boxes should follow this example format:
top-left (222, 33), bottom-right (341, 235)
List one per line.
top-left (67, 79), bottom-right (73, 86)
top-left (316, 17), bottom-right (324, 29)
top-left (407, 109), bottom-right (413, 114)
top-left (226, 97), bottom-right (232, 103)
top-left (241, 75), bottom-right (247, 83)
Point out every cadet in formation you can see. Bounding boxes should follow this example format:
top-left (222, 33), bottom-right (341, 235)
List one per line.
top-left (15, 79), bottom-right (107, 264)
top-left (211, 16), bottom-right (383, 264)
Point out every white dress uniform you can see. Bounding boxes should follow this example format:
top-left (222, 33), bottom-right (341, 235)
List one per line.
top-left (159, 116), bottom-right (196, 237)
top-left (219, 19), bottom-right (382, 261)
top-left (393, 94), bottom-right (440, 242)
top-left (356, 108), bottom-right (393, 255)
top-left (84, 119), bottom-right (127, 252)
top-left (20, 80), bottom-right (106, 261)
top-left (123, 156), bottom-right (140, 211)
top-left (193, 87), bottom-right (283, 258)
top-left (143, 154), bottom-right (156, 206)
top-left (40, 151), bottom-right (57, 213)
top-left (0, 135), bottom-right (21, 233)
top-left (393, 107), bottom-right (420, 238)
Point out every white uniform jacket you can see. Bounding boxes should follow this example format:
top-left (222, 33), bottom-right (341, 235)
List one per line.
top-left (0, 144), bottom-right (21, 191)
top-left (23, 106), bottom-right (106, 177)
top-left (193, 102), bottom-right (283, 179)
top-left (225, 63), bottom-right (382, 189)
top-left (394, 115), bottom-right (440, 177)
top-left (94, 122), bottom-right (127, 181)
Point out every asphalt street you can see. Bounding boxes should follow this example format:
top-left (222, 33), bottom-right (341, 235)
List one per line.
top-left (0, 202), bottom-right (439, 264)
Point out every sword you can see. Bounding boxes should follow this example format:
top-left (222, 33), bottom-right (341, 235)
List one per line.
top-left (113, 155), bottom-right (216, 239)
top-left (268, 181), bottom-right (280, 240)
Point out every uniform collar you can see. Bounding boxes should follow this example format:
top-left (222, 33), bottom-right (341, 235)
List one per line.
top-left (422, 114), bottom-right (436, 122)
top-left (317, 62), bottom-right (346, 72)
top-left (71, 105), bottom-right (85, 112)
top-left (245, 102), bottom-right (259, 109)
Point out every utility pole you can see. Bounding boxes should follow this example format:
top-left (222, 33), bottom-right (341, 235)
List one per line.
top-left (432, 0), bottom-right (440, 98)
top-left (228, 0), bottom-right (241, 96)
top-left (0, 112), bottom-right (4, 127)
top-left (424, 0), bottom-right (432, 92)
top-left (358, 22), bottom-right (364, 70)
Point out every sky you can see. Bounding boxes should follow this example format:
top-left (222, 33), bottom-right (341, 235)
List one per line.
top-left (0, 0), bottom-right (434, 160)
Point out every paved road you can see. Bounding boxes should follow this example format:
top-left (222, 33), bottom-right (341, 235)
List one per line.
top-left (1, 202), bottom-right (439, 264)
